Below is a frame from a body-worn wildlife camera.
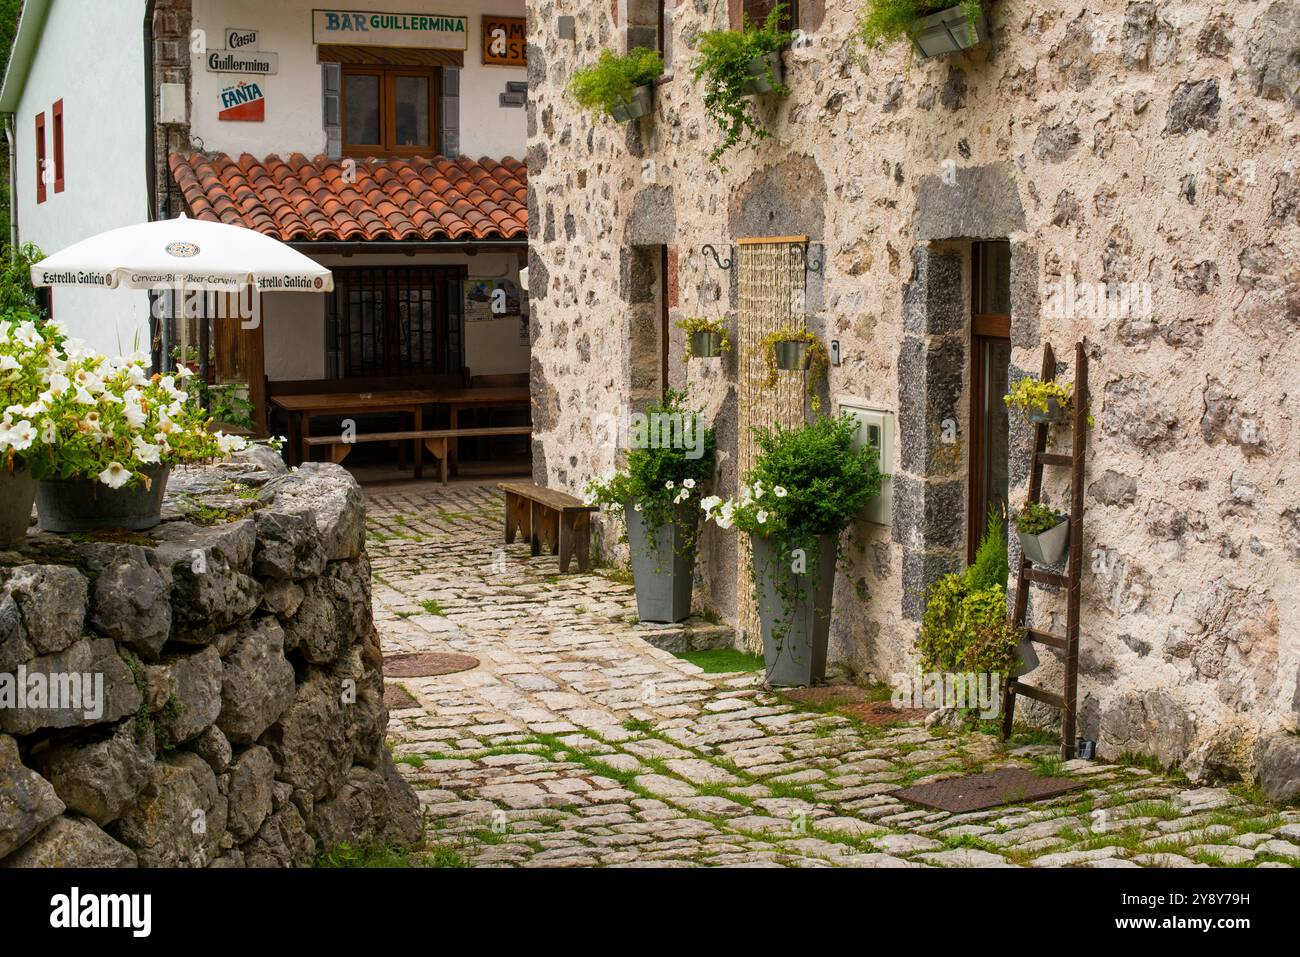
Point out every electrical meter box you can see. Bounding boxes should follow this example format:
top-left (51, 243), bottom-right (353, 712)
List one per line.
top-left (837, 397), bottom-right (895, 526)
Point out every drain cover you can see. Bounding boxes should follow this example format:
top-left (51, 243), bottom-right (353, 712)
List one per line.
top-left (383, 652), bottom-right (479, 678)
top-left (384, 683), bottom-right (420, 710)
top-left (892, 768), bottom-right (1084, 813)
top-left (842, 700), bottom-right (932, 727)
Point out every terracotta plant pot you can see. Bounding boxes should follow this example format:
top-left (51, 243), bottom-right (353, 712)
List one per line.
top-left (689, 331), bottom-right (724, 358)
top-left (0, 463), bottom-right (37, 546)
top-left (740, 52), bottom-right (783, 95)
top-left (625, 504), bottom-right (699, 624)
top-left (774, 340), bottom-right (811, 371)
top-left (750, 533), bottom-right (836, 687)
top-left (1018, 518), bottom-right (1070, 566)
top-left (36, 465), bottom-right (171, 533)
top-left (909, 6), bottom-right (991, 59)
top-left (610, 84), bottom-right (654, 122)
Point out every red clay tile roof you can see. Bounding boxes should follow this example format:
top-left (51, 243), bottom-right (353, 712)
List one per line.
top-left (169, 152), bottom-right (528, 242)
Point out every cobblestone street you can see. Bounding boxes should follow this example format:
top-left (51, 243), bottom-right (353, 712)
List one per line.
top-left (368, 484), bottom-right (1300, 869)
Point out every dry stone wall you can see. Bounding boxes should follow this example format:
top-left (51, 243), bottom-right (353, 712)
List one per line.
top-left (0, 453), bottom-right (420, 867)
top-left (526, 1), bottom-right (1299, 779)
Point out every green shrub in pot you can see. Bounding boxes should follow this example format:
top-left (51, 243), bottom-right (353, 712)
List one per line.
top-left (855, 0), bottom-right (987, 50)
top-left (568, 47), bottom-right (664, 121)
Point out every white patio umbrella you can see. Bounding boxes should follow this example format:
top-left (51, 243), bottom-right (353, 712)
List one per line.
top-left (31, 215), bottom-right (333, 293)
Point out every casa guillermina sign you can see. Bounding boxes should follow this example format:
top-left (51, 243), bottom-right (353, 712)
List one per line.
top-left (312, 9), bottom-right (469, 50)
top-left (206, 27), bottom-right (279, 74)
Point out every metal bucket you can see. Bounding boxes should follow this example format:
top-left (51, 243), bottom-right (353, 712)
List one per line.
top-left (689, 331), bottom-right (724, 358)
top-left (36, 465), bottom-right (171, 533)
top-left (774, 340), bottom-right (810, 371)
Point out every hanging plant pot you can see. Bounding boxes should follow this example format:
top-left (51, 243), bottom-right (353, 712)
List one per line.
top-left (625, 504), bottom-right (699, 624)
top-left (1028, 396), bottom-right (1069, 424)
top-left (774, 340), bottom-right (811, 372)
top-left (610, 83), bottom-right (654, 122)
top-left (909, 6), bottom-right (991, 59)
top-left (740, 52), bottom-right (783, 96)
top-left (36, 465), bottom-right (171, 533)
top-left (689, 331), bottom-right (725, 359)
top-left (1013, 636), bottom-right (1040, 678)
top-left (1017, 517), bottom-right (1070, 566)
top-left (751, 533), bottom-right (836, 687)
top-left (0, 463), bottom-right (37, 546)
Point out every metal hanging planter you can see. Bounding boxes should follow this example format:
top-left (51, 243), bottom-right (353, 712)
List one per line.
top-left (689, 331), bottom-right (724, 358)
top-left (909, 6), bottom-right (991, 59)
top-left (774, 340), bottom-right (811, 372)
top-left (740, 52), bottom-right (783, 96)
top-left (610, 83), bottom-right (654, 123)
top-left (1028, 396), bottom-right (1069, 424)
top-left (1018, 518), bottom-right (1071, 566)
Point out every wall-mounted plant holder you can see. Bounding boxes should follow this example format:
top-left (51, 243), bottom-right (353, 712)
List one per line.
top-left (610, 84), bottom-right (654, 122)
top-left (789, 242), bottom-right (824, 276)
top-left (740, 52), bottom-right (783, 96)
top-left (701, 244), bottom-right (734, 272)
top-left (557, 16), bottom-right (576, 41)
top-left (910, 6), bottom-right (990, 59)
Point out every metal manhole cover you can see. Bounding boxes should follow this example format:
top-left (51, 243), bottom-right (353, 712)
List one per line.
top-left (384, 683), bottom-right (420, 710)
top-left (383, 652), bottom-right (479, 678)
top-left (892, 768), bottom-right (1084, 813)
top-left (841, 700), bottom-right (933, 726)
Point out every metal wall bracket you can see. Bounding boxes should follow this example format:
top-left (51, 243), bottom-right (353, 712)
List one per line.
top-left (701, 243), bottom-right (734, 271)
top-left (790, 242), bottom-right (824, 275)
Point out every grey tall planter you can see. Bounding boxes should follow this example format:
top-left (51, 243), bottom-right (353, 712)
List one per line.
top-left (625, 505), bottom-right (698, 623)
top-left (750, 533), bottom-right (836, 687)
top-left (0, 464), bottom-right (37, 545)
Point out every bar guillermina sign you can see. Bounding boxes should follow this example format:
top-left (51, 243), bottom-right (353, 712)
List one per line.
top-left (312, 9), bottom-right (469, 49)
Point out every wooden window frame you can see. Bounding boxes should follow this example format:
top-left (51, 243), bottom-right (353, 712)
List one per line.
top-left (52, 99), bottom-right (65, 194)
top-left (35, 111), bottom-right (46, 204)
top-left (967, 241), bottom-right (1012, 564)
top-left (341, 65), bottom-right (439, 158)
top-left (739, 0), bottom-right (799, 30)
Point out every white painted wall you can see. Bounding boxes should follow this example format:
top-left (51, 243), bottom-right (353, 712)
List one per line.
top-left (13, 0), bottom-right (151, 356)
top-left (263, 251), bottom-right (528, 381)
top-left (190, 0), bottom-right (527, 160)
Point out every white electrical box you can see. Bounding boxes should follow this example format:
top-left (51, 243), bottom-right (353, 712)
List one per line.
top-left (837, 396), bottom-right (895, 526)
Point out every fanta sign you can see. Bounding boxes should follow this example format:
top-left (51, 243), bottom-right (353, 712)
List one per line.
top-left (312, 10), bottom-right (468, 50)
top-left (219, 82), bottom-right (265, 122)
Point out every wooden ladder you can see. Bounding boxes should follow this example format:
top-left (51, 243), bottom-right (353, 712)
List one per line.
top-left (1000, 341), bottom-right (1088, 760)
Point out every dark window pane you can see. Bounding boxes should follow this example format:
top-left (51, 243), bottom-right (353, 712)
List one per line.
top-left (345, 74), bottom-right (381, 145)
top-left (394, 75), bottom-right (430, 147)
top-left (976, 241), bottom-right (1012, 315)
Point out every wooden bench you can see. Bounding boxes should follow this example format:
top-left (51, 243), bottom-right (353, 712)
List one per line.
top-left (305, 426), bottom-right (532, 483)
top-left (498, 481), bottom-right (597, 573)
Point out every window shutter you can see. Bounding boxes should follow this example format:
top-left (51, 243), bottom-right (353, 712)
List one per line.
top-left (322, 63), bottom-right (341, 159)
top-left (439, 66), bottom-right (460, 158)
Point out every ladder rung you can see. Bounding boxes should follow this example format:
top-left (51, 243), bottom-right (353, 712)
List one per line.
top-left (1036, 452), bottom-right (1074, 467)
top-left (1023, 567), bottom-right (1069, 588)
top-left (1007, 681), bottom-right (1065, 709)
top-left (1024, 627), bottom-right (1069, 650)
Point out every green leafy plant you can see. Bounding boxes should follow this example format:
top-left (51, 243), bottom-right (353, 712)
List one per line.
top-left (675, 316), bottom-right (732, 359)
top-left (1013, 501), bottom-right (1066, 536)
top-left (967, 506), bottom-right (1009, 590)
top-left (855, 0), bottom-right (985, 49)
top-left (917, 512), bottom-right (1022, 679)
top-left (760, 326), bottom-right (829, 411)
top-left (0, 244), bottom-right (45, 316)
top-left (584, 389), bottom-right (716, 561)
top-left (568, 47), bottom-right (664, 119)
top-left (197, 382), bottom-right (256, 430)
top-left (704, 414), bottom-right (882, 647)
top-left (691, 6), bottom-right (795, 169)
top-left (1003, 377), bottom-right (1075, 419)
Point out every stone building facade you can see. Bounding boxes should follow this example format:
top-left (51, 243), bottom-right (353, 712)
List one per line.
top-left (525, 1), bottom-right (1299, 777)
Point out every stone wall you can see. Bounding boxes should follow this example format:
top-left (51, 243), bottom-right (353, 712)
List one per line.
top-left (526, 1), bottom-right (1299, 777)
top-left (0, 452), bottom-right (420, 867)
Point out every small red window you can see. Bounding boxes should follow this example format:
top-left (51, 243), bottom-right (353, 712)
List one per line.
top-left (52, 99), bottom-right (64, 194)
top-left (35, 111), bottom-right (46, 204)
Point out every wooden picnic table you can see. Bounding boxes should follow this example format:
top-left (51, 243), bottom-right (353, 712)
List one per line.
top-left (271, 386), bottom-right (530, 477)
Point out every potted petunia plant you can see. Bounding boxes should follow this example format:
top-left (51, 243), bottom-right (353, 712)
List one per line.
top-left (705, 414), bottom-right (881, 686)
top-left (0, 310), bottom-right (63, 544)
top-left (585, 390), bottom-right (716, 623)
top-left (25, 348), bottom-right (247, 532)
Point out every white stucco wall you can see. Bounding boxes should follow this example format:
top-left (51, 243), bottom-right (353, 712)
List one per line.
top-left (190, 0), bottom-right (527, 160)
top-left (263, 251), bottom-right (527, 380)
top-left (11, 0), bottom-right (151, 356)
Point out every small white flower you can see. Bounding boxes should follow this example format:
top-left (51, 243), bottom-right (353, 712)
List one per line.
top-left (700, 495), bottom-right (722, 516)
top-left (683, 478), bottom-right (696, 489)
top-left (753, 481), bottom-right (764, 499)
top-left (756, 510), bottom-right (769, 524)
top-left (46, 373), bottom-right (70, 396)
top-left (665, 480), bottom-right (675, 489)
top-left (774, 486), bottom-right (788, 498)
top-left (634, 503), bottom-right (643, 512)
top-left (132, 436), bottom-right (162, 464)
top-left (175, 364), bottom-right (195, 380)
top-left (216, 432), bottom-right (248, 454)
top-left (98, 462), bottom-right (132, 489)
top-left (0, 355), bottom-right (19, 372)
top-left (73, 385), bottom-right (96, 406)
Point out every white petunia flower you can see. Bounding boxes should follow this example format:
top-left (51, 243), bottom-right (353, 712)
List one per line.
top-left (73, 385), bottom-right (96, 406)
top-left (98, 462), bottom-right (132, 489)
top-left (665, 480), bottom-right (674, 489)
top-left (132, 436), bottom-right (162, 464)
top-left (756, 510), bottom-right (769, 524)
top-left (683, 478), bottom-right (696, 489)
top-left (47, 373), bottom-right (70, 396)
top-left (216, 432), bottom-right (248, 454)
top-left (774, 486), bottom-right (788, 498)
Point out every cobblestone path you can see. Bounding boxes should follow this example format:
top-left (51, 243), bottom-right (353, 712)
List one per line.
top-left (367, 483), bottom-right (1300, 868)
